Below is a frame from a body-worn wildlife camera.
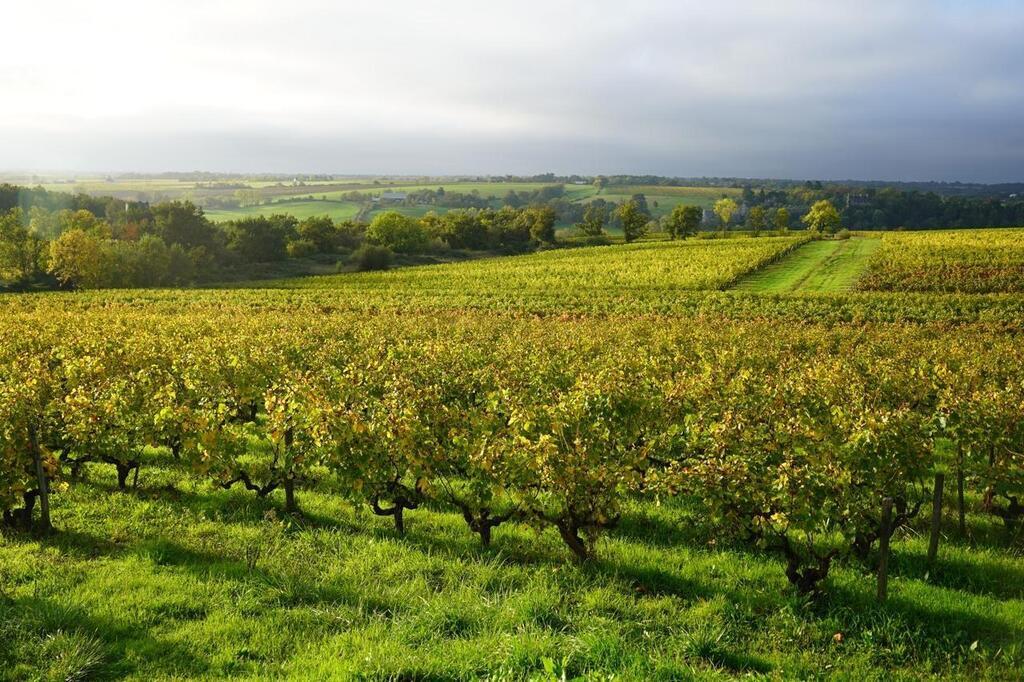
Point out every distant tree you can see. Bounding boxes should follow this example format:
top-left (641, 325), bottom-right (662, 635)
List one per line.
top-left (27, 207), bottom-right (63, 241)
top-left (616, 200), bottom-right (649, 243)
top-left (225, 215), bottom-right (294, 262)
top-left (803, 200), bottom-right (841, 234)
top-left (631, 193), bottom-right (651, 216)
top-left (0, 209), bottom-right (46, 282)
top-left (166, 244), bottom-right (196, 285)
top-left (335, 220), bottom-right (365, 250)
top-left (593, 176), bottom-right (608, 191)
top-left (151, 201), bottom-right (217, 250)
top-left (296, 216), bottom-right (337, 253)
top-left (518, 206), bottom-right (557, 244)
top-left (484, 206), bottom-right (530, 246)
top-left (47, 229), bottom-right (109, 288)
top-left (577, 203), bottom-right (608, 237)
top-left (366, 211), bottom-right (429, 253)
top-left (437, 210), bottom-right (489, 250)
top-left (131, 235), bottom-right (173, 287)
top-left (746, 206), bottom-right (767, 236)
top-left (774, 207), bottom-right (791, 232)
top-left (713, 198), bottom-right (739, 234)
top-left (664, 204), bottom-right (702, 240)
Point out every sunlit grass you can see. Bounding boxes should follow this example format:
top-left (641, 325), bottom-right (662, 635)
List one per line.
top-left (2, 455), bottom-right (1021, 680)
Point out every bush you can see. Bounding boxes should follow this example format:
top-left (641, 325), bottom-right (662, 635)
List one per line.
top-left (350, 244), bottom-right (392, 271)
top-left (836, 229), bottom-right (851, 240)
top-left (286, 238), bottom-right (317, 258)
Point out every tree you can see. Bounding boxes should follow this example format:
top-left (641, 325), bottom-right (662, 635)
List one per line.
top-left (59, 209), bottom-right (108, 237)
top-left (713, 198), bottom-right (739, 234)
top-left (664, 204), bottom-right (702, 240)
top-left (631, 194), bottom-right (651, 217)
top-left (746, 206), bottom-right (767, 237)
top-left (593, 176), bottom-right (608, 191)
top-left (225, 215), bottom-right (294, 262)
top-left (774, 207), bottom-right (791, 232)
top-left (518, 206), bottom-right (557, 244)
top-left (366, 211), bottom-right (428, 253)
top-left (488, 206), bottom-right (531, 246)
top-left (437, 210), bottom-right (489, 250)
top-left (803, 200), bottom-right (841, 234)
top-left (151, 201), bottom-right (217, 250)
top-left (616, 200), bottom-right (648, 243)
top-left (577, 203), bottom-right (608, 237)
top-left (296, 216), bottom-right (337, 253)
top-left (47, 229), bottom-right (109, 289)
top-left (0, 209), bottom-right (46, 282)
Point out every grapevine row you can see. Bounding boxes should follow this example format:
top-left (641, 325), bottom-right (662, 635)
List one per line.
top-left (1, 309), bottom-right (1022, 594)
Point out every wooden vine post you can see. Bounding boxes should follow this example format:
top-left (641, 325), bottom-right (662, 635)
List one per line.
top-left (956, 445), bottom-right (967, 537)
top-left (877, 497), bottom-right (893, 602)
top-left (30, 424), bottom-right (51, 534)
top-left (927, 473), bottom-right (944, 566)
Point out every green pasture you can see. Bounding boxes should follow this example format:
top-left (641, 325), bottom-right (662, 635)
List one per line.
top-left (204, 200), bottom-right (363, 223)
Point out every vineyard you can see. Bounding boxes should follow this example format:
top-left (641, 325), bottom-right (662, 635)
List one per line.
top-left (1, 234), bottom-right (1024, 679)
top-left (859, 228), bottom-right (1024, 293)
top-left (264, 235), bottom-right (810, 295)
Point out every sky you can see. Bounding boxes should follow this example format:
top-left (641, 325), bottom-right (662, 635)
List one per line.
top-left (2, 1), bottom-right (1023, 182)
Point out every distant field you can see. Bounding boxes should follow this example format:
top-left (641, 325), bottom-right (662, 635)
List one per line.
top-left (204, 200), bottom-right (363, 223)
top-left (318, 182), bottom-right (565, 200)
top-left (13, 176), bottom-right (744, 225)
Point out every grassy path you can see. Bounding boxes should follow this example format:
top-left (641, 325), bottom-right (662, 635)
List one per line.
top-left (732, 237), bottom-right (879, 293)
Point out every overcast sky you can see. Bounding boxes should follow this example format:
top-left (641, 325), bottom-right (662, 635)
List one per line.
top-left (2, 1), bottom-right (1023, 181)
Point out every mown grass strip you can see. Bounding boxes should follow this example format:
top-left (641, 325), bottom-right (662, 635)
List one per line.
top-left (732, 237), bottom-right (880, 293)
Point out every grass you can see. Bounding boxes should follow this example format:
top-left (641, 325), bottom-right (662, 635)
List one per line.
top-left (2, 454), bottom-right (1021, 680)
top-left (204, 200), bottom-right (363, 223)
top-left (732, 237), bottom-right (880, 293)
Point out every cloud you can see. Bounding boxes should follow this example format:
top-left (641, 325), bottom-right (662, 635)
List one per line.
top-left (1, 0), bottom-right (1022, 180)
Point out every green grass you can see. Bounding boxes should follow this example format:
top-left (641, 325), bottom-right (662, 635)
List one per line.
top-left (732, 237), bottom-right (880, 293)
top-left (204, 200), bottom-right (363, 223)
top-left (2, 455), bottom-right (1021, 680)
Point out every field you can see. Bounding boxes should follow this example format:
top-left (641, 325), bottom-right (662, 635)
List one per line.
top-left (858, 229), bottom-right (1024, 293)
top-left (2, 231), bottom-right (1024, 680)
top-left (5, 173), bottom-right (744, 225)
top-left (203, 200), bottom-right (364, 223)
top-left (261, 235), bottom-right (808, 299)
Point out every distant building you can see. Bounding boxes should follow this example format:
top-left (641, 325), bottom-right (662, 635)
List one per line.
top-left (846, 193), bottom-right (872, 208)
top-left (373, 191), bottom-right (409, 204)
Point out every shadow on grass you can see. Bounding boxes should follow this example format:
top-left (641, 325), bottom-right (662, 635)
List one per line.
top-left (1, 594), bottom-right (208, 679)
top-left (889, 549), bottom-right (1024, 602)
top-left (827, 581), bottom-right (1024, 653)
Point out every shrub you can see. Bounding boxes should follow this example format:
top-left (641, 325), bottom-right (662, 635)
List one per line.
top-left (836, 229), bottom-right (851, 240)
top-left (351, 244), bottom-right (392, 271)
top-left (286, 238), bottom-right (317, 258)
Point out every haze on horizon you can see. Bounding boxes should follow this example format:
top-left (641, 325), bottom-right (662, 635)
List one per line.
top-left (2, 0), bottom-right (1023, 183)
